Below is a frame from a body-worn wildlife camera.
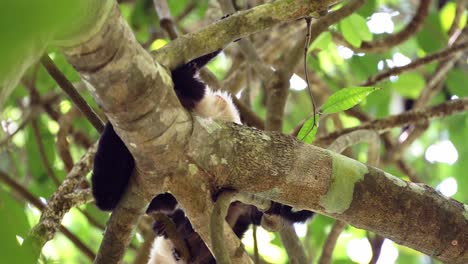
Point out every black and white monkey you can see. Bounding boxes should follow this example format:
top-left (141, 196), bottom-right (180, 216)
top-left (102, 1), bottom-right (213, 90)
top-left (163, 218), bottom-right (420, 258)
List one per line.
top-left (91, 50), bottom-right (313, 263)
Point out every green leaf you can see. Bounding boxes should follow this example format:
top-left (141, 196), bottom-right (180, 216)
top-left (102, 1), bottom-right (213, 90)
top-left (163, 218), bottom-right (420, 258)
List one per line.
top-left (297, 115), bottom-right (319, 144)
top-left (392, 72), bottom-right (426, 99)
top-left (446, 69), bottom-right (468, 97)
top-left (309, 32), bottom-right (332, 51)
top-left (0, 187), bottom-right (34, 263)
top-left (339, 14), bottom-right (373, 47)
top-left (321, 86), bottom-right (380, 114)
top-left (0, 0), bottom-right (112, 108)
top-left (439, 2), bottom-right (467, 33)
top-left (416, 12), bottom-right (446, 53)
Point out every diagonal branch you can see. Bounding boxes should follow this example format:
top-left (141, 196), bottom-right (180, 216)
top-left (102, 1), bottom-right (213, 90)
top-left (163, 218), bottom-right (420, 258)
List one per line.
top-left (315, 98), bottom-right (468, 146)
top-left (152, 0), bottom-right (340, 70)
top-left (333, 0), bottom-right (431, 53)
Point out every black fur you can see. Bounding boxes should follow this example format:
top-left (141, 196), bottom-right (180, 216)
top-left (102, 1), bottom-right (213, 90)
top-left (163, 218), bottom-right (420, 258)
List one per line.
top-left (266, 202), bottom-right (314, 223)
top-left (91, 50), bottom-right (221, 211)
top-left (92, 123), bottom-right (134, 211)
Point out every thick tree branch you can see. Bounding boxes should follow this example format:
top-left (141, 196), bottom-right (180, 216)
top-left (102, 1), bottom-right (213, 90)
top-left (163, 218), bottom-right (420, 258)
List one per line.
top-left (152, 0), bottom-right (339, 70)
top-left (187, 117), bottom-right (468, 263)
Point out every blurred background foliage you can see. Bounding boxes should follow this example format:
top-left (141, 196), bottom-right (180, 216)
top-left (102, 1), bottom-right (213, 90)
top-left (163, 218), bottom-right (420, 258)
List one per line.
top-left (0, 0), bottom-right (466, 263)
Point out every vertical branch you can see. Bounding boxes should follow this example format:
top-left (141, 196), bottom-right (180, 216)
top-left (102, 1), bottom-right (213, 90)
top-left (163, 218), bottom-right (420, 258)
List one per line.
top-left (57, 107), bottom-right (80, 172)
top-left (368, 234), bottom-right (385, 264)
top-left (318, 221), bottom-right (346, 264)
top-left (94, 171), bottom-right (152, 264)
top-left (153, 0), bottom-right (179, 40)
top-left (319, 130), bottom-right (381, 263)
top-left (279, 225), bottom-right (309, 264)
top-left (211, 190), bottom-right (236, 264)
top-left (31, 119), bottom-right (61, 186)
top-left (447, 0), bottom-right (466, 37)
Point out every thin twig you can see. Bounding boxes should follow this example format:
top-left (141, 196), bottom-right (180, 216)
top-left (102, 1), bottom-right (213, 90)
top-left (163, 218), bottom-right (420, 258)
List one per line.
top-left (265, 36), bottom-right (305, 131)
top-left (395, 159), bottom-right (423, 183)
top-left (31, 119), bottom-right (61, 186)
top-left (333, 0), bottom-right (430, 53)
top-left (448, 0), bottom-right (466, 37)
top-left (368, 234), bottom-right (385, 264)
top-left (279, 225), bottom-right (308, 264)
top-left (217, 0), bottom-right (274, 82)
top-left (318, 221), bottom-right (346, 264)
top-left (57, 108), bottom-right (79, 172)
top-left (0, 109), bottom-right (35, 147)
top-left (40, 55), bottom-right (104, 133)
top-left (174, 0), bottom-right (196, 22)
top-left (59, 226), bottom-right (96, 260)
top-left (253, 225), bottom-right (259, 264)
top-left (153, 0), bottom-right (179, 40)
top-left (315, 98), bottom-right (468, 146)
top-left (362, 41), bottom-right (468, 87)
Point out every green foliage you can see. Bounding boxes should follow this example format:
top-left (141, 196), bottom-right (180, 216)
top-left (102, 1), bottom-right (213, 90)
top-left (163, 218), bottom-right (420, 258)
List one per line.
top-left (338, 14), bottom-right (373, 47)
top-left (297, 86), bottom-right (378, 144)
top-left (297, 115), bottom-right (319, 143)
top-left (446, 69), bottom-right (468, 97)
top-left (391, 72), bottom-right (426, 99)
top-left (0, 1), bottom-right (467, 263)
top-left (356, 0), bottom-right (377, 18)
top-left (416, 12), bottom-right (446, 53)
top-left (0, 187), bottom-right (34, 263)
top-left (0, 0), bottom-right (110, 107)
top-left (347, 54), bottom-right (381, 82)
top-left (439, 2), bottom-right (467, 32)
top-left (321, 86), bottom-right (380, 114)
top-left (309, 32), bottom-right (333, 51)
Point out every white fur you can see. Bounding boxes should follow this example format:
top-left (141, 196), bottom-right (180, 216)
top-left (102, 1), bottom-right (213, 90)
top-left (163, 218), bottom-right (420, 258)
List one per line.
top-left (148, 237), bottom-right (186, 264)
top-left (194, 88), bottom-right (241, 124)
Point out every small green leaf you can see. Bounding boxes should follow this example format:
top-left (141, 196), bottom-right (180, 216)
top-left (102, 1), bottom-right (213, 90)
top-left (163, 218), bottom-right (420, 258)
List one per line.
top-left (439, 2), bottom-right (467, 32)
top-left (0, 188), bottom-right (34, 264)
top-left (309, 32), bottom-right (332, 51)
top-left (392, 72), bottom-right (425, 99)
top-left (446, 69), bottom-right (468, 96)
top-left (321, 86), bottom-right (379, 114)
top-left (339, 14), bottom-right (373, 47)
top-left (297, 115), bottom-right (319, 144)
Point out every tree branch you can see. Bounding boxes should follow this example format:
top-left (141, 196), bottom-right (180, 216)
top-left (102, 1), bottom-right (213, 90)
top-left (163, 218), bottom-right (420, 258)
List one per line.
top-left (152, 0), bottom-right (340, 70)
top-left (0, 170), bottom-right (95, 261)
top-left (24, 144), bottom-right (96, 261)
top-left (315, 98), bottom-right (468, 146)
top-left (362, 41), bottom-right (468, 87)
top-left (187, 117), bottom-right (468, 263)
top-left (41, 55), bottom-right (104, 132)
top-left (333, 0), bottom-right (430, 53)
